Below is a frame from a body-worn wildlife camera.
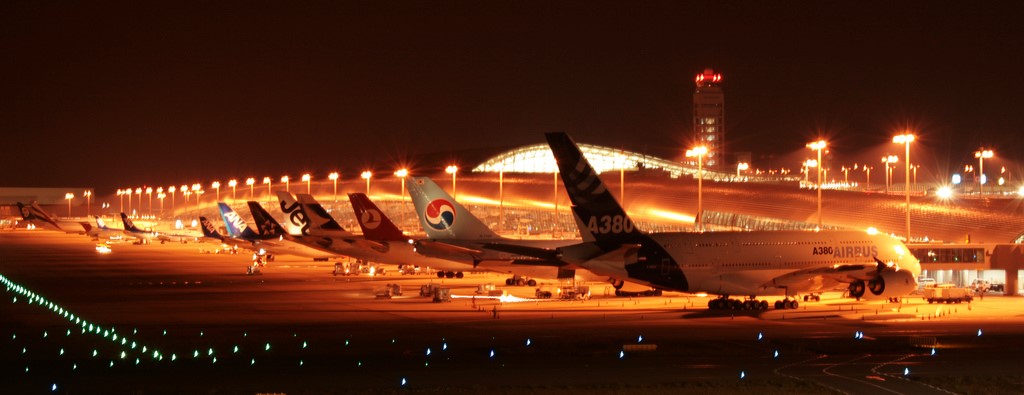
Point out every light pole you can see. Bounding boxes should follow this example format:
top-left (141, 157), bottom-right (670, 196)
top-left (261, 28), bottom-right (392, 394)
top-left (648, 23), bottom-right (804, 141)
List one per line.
top-left (497, 163), bottom-right (505, 232)
top-left (862, 166), bottom-right (872, 190)
top-left (212, 181), bottom-right (221, 201)
top-left (361, 171), bottom-right (372, 195)
top-left (116, 189), bottom-right (124, 213)
top-left (229, 179), bottom-right (238, 202)
top-left (281, 176), bottom-right (290, 193)
top-left (84, 190), bottom-right (92, 216)
top-left (263, 177), bottom-right (272, 205)
top-left (65, 193), bottom-right (74, 217)
top-left (168, 186), bottom-right (176, 214)
top-left (146, 187), bottom-right (153, 217)
top-left (445, 165), bottom-right (458, 199)
top-left (328, 172), bottom-right (339, 202)
top-left (191, 184), bottom-right (201, 215)
top-left (975, 149), bottom-right (994, 194)
top-left (158, 192), bottom-right (166, 217)
top-left (179, 185), bottom-right (187, 216)
top-left (685, 146), bottom-right (708, 230)
top-left (841, 166), bottom-right (850, 184)
top-left (246, 177), bottom-right (255, 199)
top-left (807, 140), bottom-right (827, 229)
top-left (881, 155), bottom-right (898, 193)
top-left (736, 162), bottom-right (749, 178)
top-left (893, 133), bottom-right (914, 240)
top-left (135, 188), bottom-right (142, 217)
top-left (302, 174), bottom-right (311, 194)
top-left (395, 168), bottom-right (409, 226)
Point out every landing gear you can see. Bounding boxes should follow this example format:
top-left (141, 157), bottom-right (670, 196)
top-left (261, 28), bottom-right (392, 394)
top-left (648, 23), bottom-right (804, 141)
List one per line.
top-left (802, 294), bottom-right (821, 302)
top-left (773, 299), bottom-right (799, 309)
top-left (438, 271), bottom-right (465, 279)
top-left (707, 296), bottom-right (769, 311)
top-left (504, 275), bottom-right (536, 287)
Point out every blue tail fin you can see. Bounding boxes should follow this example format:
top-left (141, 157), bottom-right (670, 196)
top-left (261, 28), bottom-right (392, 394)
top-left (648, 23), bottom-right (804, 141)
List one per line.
top-left (17, 201), bottom-right (64, 231)
top-left (120, 212), bottom-right (143, 232)
top-left (406, 177), bottom-right (499, 240)
top-left (198, 216), bottom-right (223, 239)
top-left (217, 203), bottom-right (259, 239)
top-left (545, 132), bottom-right (642, 243)
top-left (246, 201), bottom-right (289, 237)
top-left (348, 193), bottom-right (407, 241)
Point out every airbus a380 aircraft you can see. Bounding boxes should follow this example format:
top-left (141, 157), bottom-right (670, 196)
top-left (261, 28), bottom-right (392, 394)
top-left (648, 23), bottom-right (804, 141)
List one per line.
top-left (544, 132), bottom-right (920, 310)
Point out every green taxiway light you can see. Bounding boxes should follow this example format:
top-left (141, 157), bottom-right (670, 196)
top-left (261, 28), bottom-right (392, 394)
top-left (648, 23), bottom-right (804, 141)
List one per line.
top-left (120, 351), bottom-right (126, 359)
top-left (265, 343), bottom-right (271, 351)
top-left (233, 345), bottom-right (239, 353)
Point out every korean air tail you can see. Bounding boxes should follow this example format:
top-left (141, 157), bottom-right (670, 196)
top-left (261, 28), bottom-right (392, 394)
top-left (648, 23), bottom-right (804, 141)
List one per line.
top-left (348, 193), bottom-right (407, 241)
top-left (246, 201), bottom-right (290, 237)
top-left (406, 177), bottom-right (499, 240)
top-left (545, 132), bottom-right (644, 244)
top-left (217, 203), bottom-right (259, 239)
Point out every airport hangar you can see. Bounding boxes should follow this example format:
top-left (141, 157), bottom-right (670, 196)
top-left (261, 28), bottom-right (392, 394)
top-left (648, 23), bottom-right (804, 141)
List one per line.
top-left (4, 142), bottom-right (1024, 294)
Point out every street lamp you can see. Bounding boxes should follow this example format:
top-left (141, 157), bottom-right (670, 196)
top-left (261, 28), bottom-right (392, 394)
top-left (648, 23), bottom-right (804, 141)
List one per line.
top-left (893, 133), bottom-right (915, 240)
top-left (807, 140), bottom-right (827, 229)
top-left (445, 165), bottom-right (458, 198)
top-left (84, 190), bottom-right (92, 216)
top-left (975, 149), bottom-right (994, 194)
top-left (168, 186), bottom-right (176, 214)
top-left (146, 187), bottom-right (153, 217)
top-left (179, 185), bottom-right (188, 215)
top-left (228, 179), bottom-right (238, 202)
top-left (135, 188), bottom-right (142, 217)
top-left (263, 177), bottom-right (272, 205)
top-left (328, 172), bottom-right (339, 202)
top-left (361, 171), bottom-right (372, 195)
top-left (191, 184), bottom-right (201, 214)
top-left (281, 176), bottom-right (290, 193)
top-left (497, 163), bottom-right (505, 232)
top-left (116, 189), bottom-right (124, 213)
top-left (685, 146), bottom-right (708, 230)
top-left (65, 192), bottom-right (74, 217)
top-left (301, 174), bottom-right (311, 194)
top-left (736, 162), bottom-right (749, 178)
top-left (212, 181), bottom-right (221, 200)
top-left (158, 192), bottom-right (166, 217)
top-left (395, 168), bottom-right (409, 225)
top-left (881, 155), bottom-right (899, 193)
top-left (246, 178), bottom-right (255, 198)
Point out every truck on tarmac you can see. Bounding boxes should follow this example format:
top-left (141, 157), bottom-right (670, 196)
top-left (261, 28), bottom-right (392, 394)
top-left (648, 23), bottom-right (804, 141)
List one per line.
top-left (923, 283), bottom-right (974, 304)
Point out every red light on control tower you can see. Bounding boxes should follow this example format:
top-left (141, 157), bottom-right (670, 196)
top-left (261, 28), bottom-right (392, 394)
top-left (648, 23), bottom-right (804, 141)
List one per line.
top-left (695, 68), bottom-right (722, 87)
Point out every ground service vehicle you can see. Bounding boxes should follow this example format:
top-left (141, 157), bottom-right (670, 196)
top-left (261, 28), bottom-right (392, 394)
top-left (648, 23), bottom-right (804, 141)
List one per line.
top-left (923, 284), bottom-right (973, 304)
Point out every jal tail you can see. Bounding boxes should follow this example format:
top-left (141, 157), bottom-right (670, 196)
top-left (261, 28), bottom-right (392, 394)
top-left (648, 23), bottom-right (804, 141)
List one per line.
top-left (17, 201), bottom-right (63, 231)
top-left (246, 201), bottom-right (289, 237)
top-left (545, 132), bottom-right (643, 243)
top-left (198, 216), bottom-right (224, 239)
top-left (120, 212), bottom-right (142, 232)
top-left (347, 193), bottom-right (406, 241)
top-left (295, 193), bottom-right (351, 236)
top-left (406, 176), bottom-right (499, 240)
top-left (217, 202), bottom-right (258, 239)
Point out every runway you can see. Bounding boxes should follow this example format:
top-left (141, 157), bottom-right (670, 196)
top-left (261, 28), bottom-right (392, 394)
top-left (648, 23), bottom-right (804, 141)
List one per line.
top-left (2, 230), bottom-right (1022, 394)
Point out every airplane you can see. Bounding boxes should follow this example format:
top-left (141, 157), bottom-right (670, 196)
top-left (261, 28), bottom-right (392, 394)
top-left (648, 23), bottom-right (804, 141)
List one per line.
top-left (403, 177), bottom-right (652, 289)
top-left (119, 213), bottom-right (199, 244)
top-left (87, 216), bottom-right (126, 241)
top-left (217, 202), bottom-right (340, 261)
top-left (276, 191), bottom-right (480, 277)
top-left (542, 131), bottom-right (921, 309)
top-left (15, 201), bottom-right (91, 234)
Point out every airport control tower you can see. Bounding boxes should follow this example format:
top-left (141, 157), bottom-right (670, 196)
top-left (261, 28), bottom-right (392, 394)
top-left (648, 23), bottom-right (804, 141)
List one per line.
top-left (693, 68), bottom-right (725, 169)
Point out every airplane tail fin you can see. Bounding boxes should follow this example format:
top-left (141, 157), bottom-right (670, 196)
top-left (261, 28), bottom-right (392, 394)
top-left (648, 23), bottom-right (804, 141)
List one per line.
top-left (545, 132), bottom-right (643, 243)
top-left (293, 193), bottom-right (351, 236)
top-left (406, 176), bottom-right (499, 240)
top-left (198, 216), bottom-right (223, 239)
top-left (120, 212), bottom-right (143, 232)
top-left (217, 203), bottom-right (259, 239)
top-left (348, 193), bottom-right (407, 241)
top-left (95, 216), bottom-right (111, 230)
top-left (247, 201), bottom-right (290, 237)
top-left (17, 201), bottom-right (64, 231)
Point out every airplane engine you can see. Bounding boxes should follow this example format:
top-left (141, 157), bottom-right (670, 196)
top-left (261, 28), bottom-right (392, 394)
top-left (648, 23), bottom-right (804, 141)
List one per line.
top-left (849, 270), bottom-right (917, 300)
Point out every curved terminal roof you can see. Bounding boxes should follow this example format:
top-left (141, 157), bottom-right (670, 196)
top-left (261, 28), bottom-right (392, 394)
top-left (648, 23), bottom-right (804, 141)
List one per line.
top-left (472, 143), bottom-right (719, 178)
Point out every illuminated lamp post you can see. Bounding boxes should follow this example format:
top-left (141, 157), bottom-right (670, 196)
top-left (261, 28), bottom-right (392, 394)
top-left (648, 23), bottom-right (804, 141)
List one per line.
top-left (228, 179), bottom-right (238, 202)
top-left (179, 185), bottom-right (188, 215)
top-left (395, 168), bottom-right (409, 225)
top-left (807, 139), bottom-right (827, 229)
top-left (211, 181), bottom-right (221, 201)
top-left (445, 165), bottom-right (458, 199)
top-left (281, 176), bottom-right (290, 193)
top-left (882, 155), bottom-right (898, 193)
top-left (862, 166), bottom-right (872, 190)
top-left (168, 186), bottom-right (176, 214)
top-left (975, 149), bottom-right (994, 195)
top-left (361, 171), bottom-right (372, 195)
top-left (841, 166), bottom-right (850, 184)
top-left (246, 177), bottom-right (255, 199)
top-left (736, 162), bottom-right (749, 178)
top-left (146, 187), bottom-right (153, 217)
top-left (116, 189), bottom-right (124, 214)
top-left (84, 190), bottom-right (92, 217)
top-left (301, 174), bottom-right (311, 194)
top-left (685, 146), bottom-right (708, 231)
top-left (158, 192), bottom-right (166, 217)
top-left (263, 177), bottom-right (272, 205)
top-left (134, 188), bottom-right (142, 217)
top-left (65, 193), bottom-right (74, 217)
top-left (328, 172), bottom-right (339, 202)
top-left (191, 184), bottom-right (201, 214)
top-left (893, 133), bottom-right (915, 240)
top-left (497, 163), bottom-right (505, 232)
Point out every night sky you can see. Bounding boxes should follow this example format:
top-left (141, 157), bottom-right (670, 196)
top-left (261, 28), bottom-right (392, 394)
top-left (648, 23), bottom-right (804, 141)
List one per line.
top-left (3, 1), bottom-right (1022, 193)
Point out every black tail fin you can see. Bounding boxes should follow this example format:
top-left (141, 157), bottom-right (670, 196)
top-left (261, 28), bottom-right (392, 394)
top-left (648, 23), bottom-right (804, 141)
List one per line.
top-left (247, 201), bottom-right (289, 237)
top-left (545, 132), bottom-right (642, 243)
top-left (199, 216), bottom-right (223, 239)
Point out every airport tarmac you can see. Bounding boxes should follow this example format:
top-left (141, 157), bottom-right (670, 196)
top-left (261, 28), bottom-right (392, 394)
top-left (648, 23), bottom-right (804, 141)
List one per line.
top-left (2, 230), bottom-right (1024, 394)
